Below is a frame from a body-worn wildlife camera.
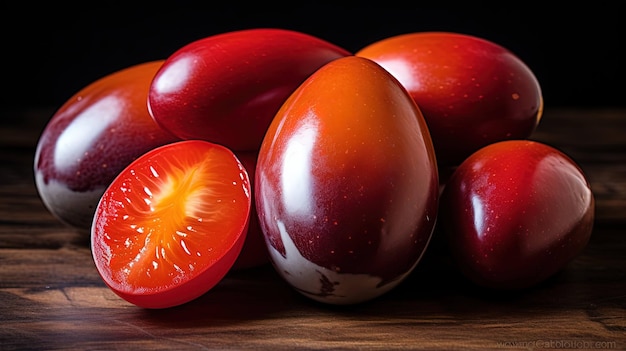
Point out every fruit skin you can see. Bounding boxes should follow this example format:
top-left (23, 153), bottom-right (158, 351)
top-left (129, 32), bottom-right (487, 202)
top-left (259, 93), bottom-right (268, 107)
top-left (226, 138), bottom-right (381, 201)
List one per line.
top-left (91, 140), bottom-right (251, 309)
top-left (148, 28), bottom-right (352, 152)
top-left (256, 56), bottom-right (439, 305)
top-left (356, 32), bottom-right (543, 167)
top-left (439, 140), bottom-right (594, 290)
top-left (34, 60), bottom-right (180, 231)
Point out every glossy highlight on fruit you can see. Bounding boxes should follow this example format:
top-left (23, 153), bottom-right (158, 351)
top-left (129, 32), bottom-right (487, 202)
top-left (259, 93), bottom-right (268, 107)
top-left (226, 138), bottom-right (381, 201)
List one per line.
top-left (148, 28), bottom-right (352, 151)
top-left (34, 60), bottom-right (180, 231)
top-left (440, 140), bottom-right (594, 290)
top-left (357, 32), bottom-right (543, 167)
top-left (91, 140), bottom-right (251, 308)
top-left (256, 56), bottom-right (439, 305)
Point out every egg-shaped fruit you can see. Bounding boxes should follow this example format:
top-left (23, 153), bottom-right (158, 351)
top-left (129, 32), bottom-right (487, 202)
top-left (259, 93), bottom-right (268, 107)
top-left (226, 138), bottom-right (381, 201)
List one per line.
top-left (148, 28), bottom-right (352, 152)
top-left (440, 140), bottom-right (594, 290)
top-left (34, 61), bottom-right (180, 232)
top-left (256, 56), bottom-right (439, 305)
top-left (357, 31), bottom-right (543, 167)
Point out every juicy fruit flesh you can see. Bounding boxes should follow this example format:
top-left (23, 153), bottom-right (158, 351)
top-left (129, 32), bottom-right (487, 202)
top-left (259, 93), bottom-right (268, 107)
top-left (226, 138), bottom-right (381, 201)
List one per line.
top-left (92, 143), bottom-right (250, 294)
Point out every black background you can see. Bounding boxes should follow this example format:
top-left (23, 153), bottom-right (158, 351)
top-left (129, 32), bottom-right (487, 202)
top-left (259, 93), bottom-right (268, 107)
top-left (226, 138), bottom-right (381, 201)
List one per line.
top-left (4, 5), bottom-right (625, 110)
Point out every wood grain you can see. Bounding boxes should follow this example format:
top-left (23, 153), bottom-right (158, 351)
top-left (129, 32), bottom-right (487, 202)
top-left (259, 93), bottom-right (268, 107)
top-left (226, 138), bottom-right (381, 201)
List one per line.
top-left (1, 107), bottom-right (624, 350)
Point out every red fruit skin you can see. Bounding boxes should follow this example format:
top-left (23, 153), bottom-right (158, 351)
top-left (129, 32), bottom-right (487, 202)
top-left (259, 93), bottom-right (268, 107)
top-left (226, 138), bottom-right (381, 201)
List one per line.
top-left (256, 56), bottom-right (439, 304)
top-left (440, 140), bottom-right (594, 290)
top-left (34, 61), bottom-right (180, 231)
top-left (357, 32), bottom-right (543, 167)
top-left (230, 151), bottom-right (269, 270)
top-left (148, 28), bottom-right (352, 152)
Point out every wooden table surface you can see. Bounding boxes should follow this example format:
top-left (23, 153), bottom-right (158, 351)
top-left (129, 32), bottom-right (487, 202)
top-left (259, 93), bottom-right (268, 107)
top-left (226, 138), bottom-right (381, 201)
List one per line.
top-left (1, 107), bottom-right (625, 350)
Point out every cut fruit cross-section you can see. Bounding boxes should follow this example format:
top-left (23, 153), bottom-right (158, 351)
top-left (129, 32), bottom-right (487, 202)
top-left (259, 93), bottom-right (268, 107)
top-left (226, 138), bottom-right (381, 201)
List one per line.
top-left (91, 140), bottom-right (251, 308)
